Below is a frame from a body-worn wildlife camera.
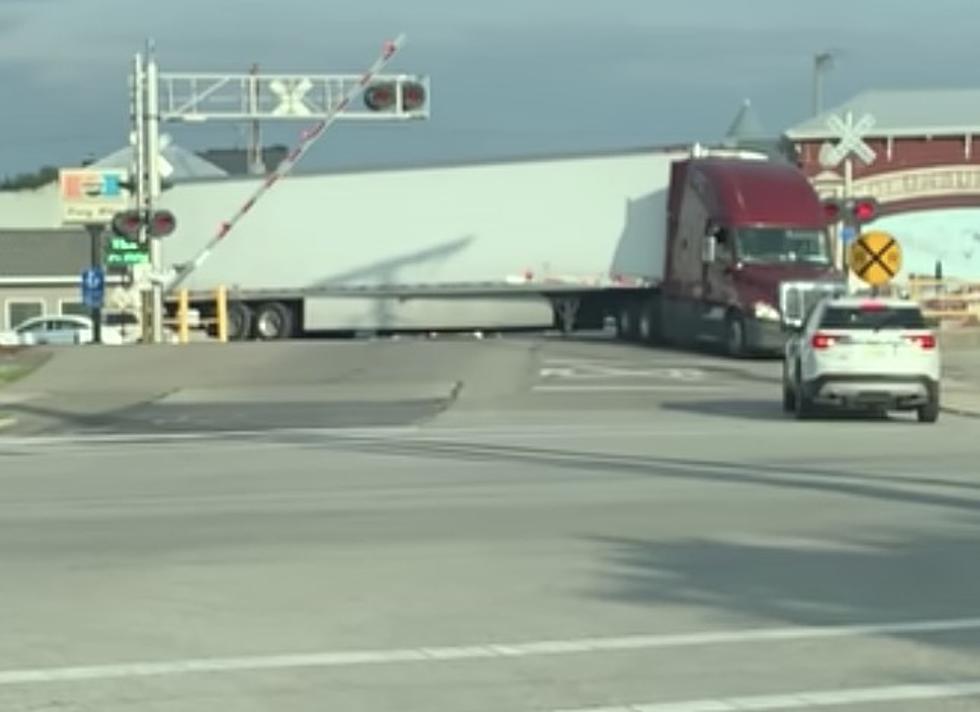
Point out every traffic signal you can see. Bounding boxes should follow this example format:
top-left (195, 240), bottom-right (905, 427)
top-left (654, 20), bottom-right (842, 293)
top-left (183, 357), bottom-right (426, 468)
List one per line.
top-left (821, 196), bottom-right (879, 226)
top-left (110, 209), bottom-right (177, 241)
top-left (111, 210), bottom-right (142, 240)
top-left (363, 79), bottom-right (427, 112)
top-left (148, 210), bottom-right (176, 237)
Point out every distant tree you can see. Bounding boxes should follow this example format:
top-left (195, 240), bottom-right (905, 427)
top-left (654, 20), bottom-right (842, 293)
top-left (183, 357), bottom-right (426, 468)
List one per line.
top-left (0, 166), bottom-right (59, 191)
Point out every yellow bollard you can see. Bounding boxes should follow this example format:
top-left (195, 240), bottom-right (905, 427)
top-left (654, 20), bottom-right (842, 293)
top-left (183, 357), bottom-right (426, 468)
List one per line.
top-left (216, 285), bottom-right (228, 343)
top-left (177, 289), bottom-right (190, 345)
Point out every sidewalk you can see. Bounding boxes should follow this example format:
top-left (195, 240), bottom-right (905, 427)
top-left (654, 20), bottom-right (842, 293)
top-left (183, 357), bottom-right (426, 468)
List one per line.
top-left (940, 336), bottom-right (980, 417)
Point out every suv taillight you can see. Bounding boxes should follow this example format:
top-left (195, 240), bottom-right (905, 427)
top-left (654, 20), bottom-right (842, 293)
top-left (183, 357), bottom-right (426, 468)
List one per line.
top-left (811, 332), bottom-right (836, 349)
top-left (906, 333), bottom-right (936, 349)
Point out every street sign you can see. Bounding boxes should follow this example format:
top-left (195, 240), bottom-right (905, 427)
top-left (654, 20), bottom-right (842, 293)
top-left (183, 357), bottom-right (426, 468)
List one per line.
top-left (106, 236), bottom-right (150, 267)
top-left (841, 225), bottom-right (857, 243)
top-left (820, 111), bottom-right (877, 168)
top-left (849, 231), bottom-right (902, 286)
top-left (81, 267), bottom-right (106, 308)
top-left (59, 169), bottom-right (129, 225)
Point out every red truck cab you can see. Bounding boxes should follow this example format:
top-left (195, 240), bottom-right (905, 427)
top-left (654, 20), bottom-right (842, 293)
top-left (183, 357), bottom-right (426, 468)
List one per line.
top-left (661, 155), bottom-right (847, 355)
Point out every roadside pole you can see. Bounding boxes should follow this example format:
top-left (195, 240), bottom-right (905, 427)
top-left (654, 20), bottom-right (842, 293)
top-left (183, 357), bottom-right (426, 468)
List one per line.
top-left (85, 224), bottom-right (104, 344)
top-left (145, 42), bottom-right (165, 345)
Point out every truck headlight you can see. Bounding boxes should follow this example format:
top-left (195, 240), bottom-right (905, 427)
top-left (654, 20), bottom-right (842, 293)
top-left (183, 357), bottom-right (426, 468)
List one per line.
top-left (753, 301), bottom-right (781, 321)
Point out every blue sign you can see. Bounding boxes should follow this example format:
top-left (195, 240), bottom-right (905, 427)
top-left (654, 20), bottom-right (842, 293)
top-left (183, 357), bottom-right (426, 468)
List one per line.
top-left (81, 267), bottom-right (105, 309)
top-left (841, 225), bottom-right (858, 244)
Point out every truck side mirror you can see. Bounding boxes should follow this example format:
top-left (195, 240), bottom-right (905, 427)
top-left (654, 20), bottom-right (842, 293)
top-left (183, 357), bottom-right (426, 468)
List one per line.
top-left (702, 234), bottom-right (717, 264)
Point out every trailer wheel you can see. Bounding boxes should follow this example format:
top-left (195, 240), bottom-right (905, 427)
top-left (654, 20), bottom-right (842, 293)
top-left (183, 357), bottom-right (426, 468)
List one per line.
top-left (254, 302), bottom-right (295, 341)
top-left (226, 302), bottom-right (253, 342)
top-left (616, 304), bottom-right (636, 341)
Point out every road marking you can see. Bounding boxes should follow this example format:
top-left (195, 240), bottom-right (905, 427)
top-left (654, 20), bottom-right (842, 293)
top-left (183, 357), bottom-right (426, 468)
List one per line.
top-left (2, 616), bottom-right (980, 686)
top-left (549, 680), bottom-right (980, 712)
top-left (532, 385), bottom-right (732, 393)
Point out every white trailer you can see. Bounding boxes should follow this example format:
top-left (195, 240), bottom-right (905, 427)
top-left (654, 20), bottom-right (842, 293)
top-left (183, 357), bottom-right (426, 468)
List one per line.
top-left (160, 146), bottom-right (689, 339)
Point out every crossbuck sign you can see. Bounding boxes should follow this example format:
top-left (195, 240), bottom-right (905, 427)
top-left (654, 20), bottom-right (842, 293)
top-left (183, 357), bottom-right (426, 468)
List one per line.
top-left (269, 78), bottom-right (314, 117)
top-left (820, 111), bottom-right (877, 167)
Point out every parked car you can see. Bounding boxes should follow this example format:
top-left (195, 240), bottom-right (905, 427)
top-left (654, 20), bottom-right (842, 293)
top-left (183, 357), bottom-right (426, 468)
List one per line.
top-left (0, 312), bottom-right (142, 347)
top-left (782, 295), bottom-right (941, 422)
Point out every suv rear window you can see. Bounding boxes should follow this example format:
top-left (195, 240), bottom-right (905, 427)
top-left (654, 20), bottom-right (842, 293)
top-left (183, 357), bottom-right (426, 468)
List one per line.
top-left (820, 305), bottom-right (926, 330)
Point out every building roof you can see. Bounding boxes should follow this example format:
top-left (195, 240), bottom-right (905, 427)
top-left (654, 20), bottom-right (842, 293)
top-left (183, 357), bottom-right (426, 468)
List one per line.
top-left (725, 99), bottom-right (768, 142)
top-left (786, 88), bottom-right (980, 140)
top-left (92, 140), bottom-right (228, 180)
top-left (0, 229), bottom-right (89, 278)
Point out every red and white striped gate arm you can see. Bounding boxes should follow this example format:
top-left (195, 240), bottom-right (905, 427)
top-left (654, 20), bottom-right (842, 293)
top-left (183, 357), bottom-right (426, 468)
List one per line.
top-left (165, 33), bottom-right (407, 292)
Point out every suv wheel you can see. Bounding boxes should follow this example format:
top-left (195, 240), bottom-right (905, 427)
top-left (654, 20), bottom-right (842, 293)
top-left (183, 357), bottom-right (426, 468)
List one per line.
top-left (795, 365), bottom-right (814, 420)
top-left (782, 362), bottom-right (795, 412)
top-left (917, 385), bottom-right (940, 423)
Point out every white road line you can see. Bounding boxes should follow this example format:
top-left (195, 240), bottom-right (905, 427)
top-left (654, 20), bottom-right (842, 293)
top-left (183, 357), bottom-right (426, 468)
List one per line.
top-left (532, 385), bottom-right (733, 393)
top-left (549, 680), bottom-right (980, 712)
top-left (1, 616), bottom-right (979, 687)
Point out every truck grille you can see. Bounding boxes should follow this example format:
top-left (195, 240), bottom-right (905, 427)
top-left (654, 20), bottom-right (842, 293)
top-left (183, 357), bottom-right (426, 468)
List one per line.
top-left (780, 280), bottom-right (847, 326)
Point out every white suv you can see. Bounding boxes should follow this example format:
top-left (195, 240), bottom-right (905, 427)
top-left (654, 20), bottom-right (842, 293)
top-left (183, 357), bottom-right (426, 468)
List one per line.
top-left (783, 295), bottom-right (941, 422)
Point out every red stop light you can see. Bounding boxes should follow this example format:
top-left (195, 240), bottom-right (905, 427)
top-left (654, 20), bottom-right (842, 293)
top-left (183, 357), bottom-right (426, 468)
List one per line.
top-left (822, 199), bottom-right (842, 224)
top-left (364, 83), bottom-right (396, 111)
top-left (401, 81), bottom-right (426, 111)
top-left (852, 198), bottom-right (877, 223)
top-left (111, 210), bottom-right (142, 239)
top-left (149, 210), bottom-right (176, 237)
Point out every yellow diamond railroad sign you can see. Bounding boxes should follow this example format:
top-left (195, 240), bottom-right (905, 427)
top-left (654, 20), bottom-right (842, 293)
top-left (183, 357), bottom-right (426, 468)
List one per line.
top-left (849, 230), bottom-right (902, 286)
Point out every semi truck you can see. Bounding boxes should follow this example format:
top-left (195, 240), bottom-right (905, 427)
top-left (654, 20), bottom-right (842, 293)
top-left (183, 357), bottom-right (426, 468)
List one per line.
top-left (159, 144), bottom-right (846, 354)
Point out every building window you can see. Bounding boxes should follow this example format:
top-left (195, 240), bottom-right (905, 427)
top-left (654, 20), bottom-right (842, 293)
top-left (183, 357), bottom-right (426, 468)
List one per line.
top-left (60, 301), bottom-right (89, 317)
top-left (5, 300), bottom-right (45, 330)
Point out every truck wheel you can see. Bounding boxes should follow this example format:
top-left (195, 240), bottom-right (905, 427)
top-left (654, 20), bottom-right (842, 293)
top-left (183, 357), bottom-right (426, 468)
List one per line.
top-left (254, 302), bottom-right (295, 341)
top-left (226, 302), bottom-right (253, 341)
top-left (616, 305), bottom-right (635, 341)
top-left (725, 312), bottom-right (747, 358)
top-left (638, 302), bottom-right (662, 345)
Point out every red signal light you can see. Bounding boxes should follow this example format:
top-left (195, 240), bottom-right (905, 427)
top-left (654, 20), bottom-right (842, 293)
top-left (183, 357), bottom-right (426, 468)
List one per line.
top-left (364, 83), bottom-right (396, 111)
top-left (853, 199), bottom-right (877, 223)
top-left (148, 210), bottom-right (176, 238)
top-left (111, 210), bottom-right (142, 239)
top-left (401, 81), bottom-right (426, 111)
top-left (822, 200), bottom-right (842, 223)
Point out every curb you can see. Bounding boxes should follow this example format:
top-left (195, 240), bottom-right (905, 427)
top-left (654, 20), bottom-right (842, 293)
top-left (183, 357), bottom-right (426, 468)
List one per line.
top-left (941, 404), bottom-right (980, 419)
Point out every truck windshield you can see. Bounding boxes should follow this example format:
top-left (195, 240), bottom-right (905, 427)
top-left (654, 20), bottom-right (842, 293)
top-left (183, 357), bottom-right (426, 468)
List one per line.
top-left (736, 228), bottom-right (830, 265)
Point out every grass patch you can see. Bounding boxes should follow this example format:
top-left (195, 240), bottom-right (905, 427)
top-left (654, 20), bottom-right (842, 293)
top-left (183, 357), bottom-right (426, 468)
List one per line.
top-left (0, 349), bottom-right (49, 387)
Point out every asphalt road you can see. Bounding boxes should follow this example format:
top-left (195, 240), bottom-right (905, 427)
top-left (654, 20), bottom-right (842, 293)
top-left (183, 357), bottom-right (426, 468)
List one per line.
top-left (2, 335), bottom-right (980, 711)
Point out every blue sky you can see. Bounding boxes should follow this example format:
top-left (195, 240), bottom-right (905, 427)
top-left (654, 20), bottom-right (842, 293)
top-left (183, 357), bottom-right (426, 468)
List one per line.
top-left (1, 0), bottom-right (979, 175)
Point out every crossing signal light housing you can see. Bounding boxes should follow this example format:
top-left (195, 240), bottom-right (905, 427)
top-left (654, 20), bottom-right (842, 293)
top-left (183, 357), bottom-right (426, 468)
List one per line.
top-left (822, 200), bottom-right (842, 224)
top-left (109, 209), bottom-right (177, 242)
top-left (149, 210), bottom-right (176, 237)
top-left (820, 196), bottom-right (879, 226)
top-left (111, 210), bottom-right (142, 240)
top-left (852, 197), bottom-right (878, 223)
top-left (364, 79), bottom-right (427, 112)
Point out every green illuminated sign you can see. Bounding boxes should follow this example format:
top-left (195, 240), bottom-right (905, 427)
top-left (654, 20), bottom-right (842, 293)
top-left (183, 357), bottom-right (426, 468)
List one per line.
top-left (105, 236), bottom-right (149, 266)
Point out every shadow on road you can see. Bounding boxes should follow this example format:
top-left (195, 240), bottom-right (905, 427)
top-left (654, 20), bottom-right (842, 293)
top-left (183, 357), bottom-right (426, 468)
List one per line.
top-left (658, 399), bottom-right (891, 422)
top-left (587, 525), bottom-right (980, 652)
top-left (303, 437), bottom-right (980, 511)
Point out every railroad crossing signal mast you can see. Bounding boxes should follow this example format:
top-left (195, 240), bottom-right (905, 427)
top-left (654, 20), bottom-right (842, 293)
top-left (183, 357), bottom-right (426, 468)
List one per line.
top-left (127, 34), bottom-right (429, 343)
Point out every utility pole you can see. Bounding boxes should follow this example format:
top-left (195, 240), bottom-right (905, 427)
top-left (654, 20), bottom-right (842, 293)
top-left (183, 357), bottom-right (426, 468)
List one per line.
top-left (144, 40), bottom-right (165, 344)
top-left (813, 52), bottom-right (835, 116)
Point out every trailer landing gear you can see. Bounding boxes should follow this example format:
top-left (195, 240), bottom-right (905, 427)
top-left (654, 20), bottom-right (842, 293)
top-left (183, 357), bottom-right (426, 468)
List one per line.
top-left (553, 297), bottom-right (581, 336)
